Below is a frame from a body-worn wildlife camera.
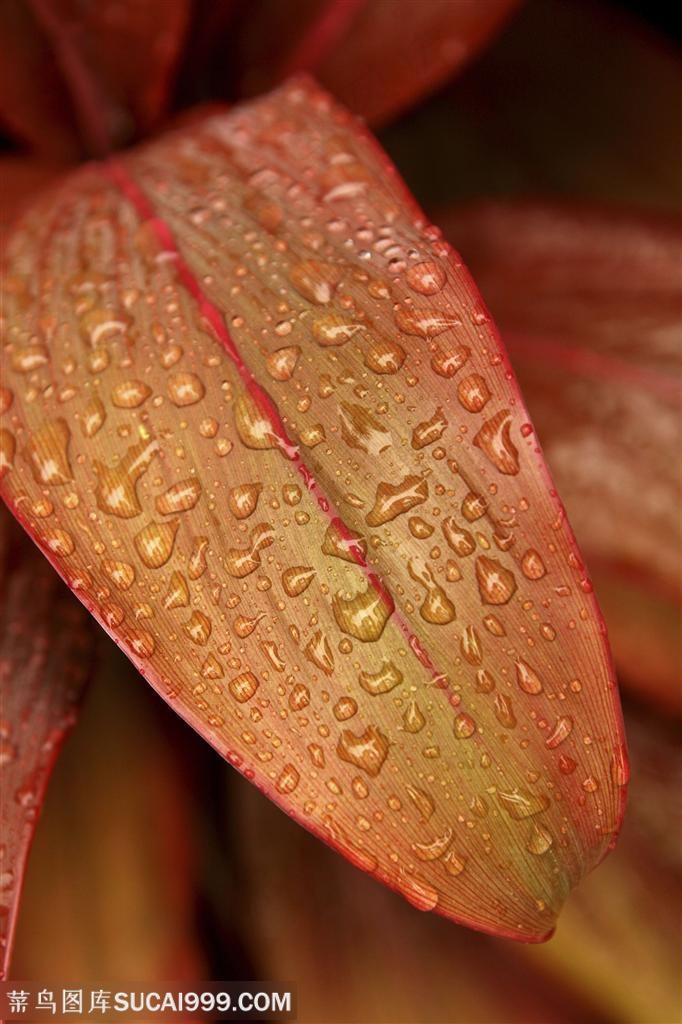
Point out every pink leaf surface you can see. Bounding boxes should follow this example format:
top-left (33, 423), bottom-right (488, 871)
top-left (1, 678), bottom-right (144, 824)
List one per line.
top-left (0, 79), bottom-right (627, 940)
top-left (442, 200), bottom-right (682, 710)
top-left (0, 506), bottom-right (94, 978)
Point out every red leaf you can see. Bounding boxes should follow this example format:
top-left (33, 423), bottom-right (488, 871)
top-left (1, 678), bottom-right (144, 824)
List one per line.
top-left (0, 0), bottom-right (190, 157)
top-left (0, 80), bottom-right (627, 940)
top-left (232, 0), bottom-right (520, 124)
top-left (381, 0), bottom-right (682, 211)
top-left (441, 200), bottom-right (682, 711)
top-left (11, 648), bottom-right (207, 983)
top-left (0, 506), bottom-right (94, 978)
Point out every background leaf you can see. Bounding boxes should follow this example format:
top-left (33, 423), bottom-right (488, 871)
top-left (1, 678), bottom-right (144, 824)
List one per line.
top-left (227, 0), bottom-right (521, 124)
top-left (0, 0), bottom-right (190, 157)
top-left (441, 200), bottom-right (682, 712)
top-left (0, 505), bottom-right (94, 978)
top-left (10, 645), bottom-right (211, 983)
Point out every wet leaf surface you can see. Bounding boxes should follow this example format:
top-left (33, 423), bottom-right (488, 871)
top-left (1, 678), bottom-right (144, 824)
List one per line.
top-left (0, 79), bottom-right (627, 940)
top-left (0, 506), bottom-right (94, 978)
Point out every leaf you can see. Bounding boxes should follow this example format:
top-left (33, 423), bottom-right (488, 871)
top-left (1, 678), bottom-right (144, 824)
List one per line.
top-left (0, 0), bottom-right (190, 157)
top-left (11, 644), bottom-right (208, 982)
top-left (225, 0), bottom-right (521, 124)
top-left (441, 200), bottom-right (682, 711)
top-left (381, 0), bottom-right (682, 211)
top-left (0, 78), bottom-right (627, 941)
top-left (0, 505), bottom-right (94, 979)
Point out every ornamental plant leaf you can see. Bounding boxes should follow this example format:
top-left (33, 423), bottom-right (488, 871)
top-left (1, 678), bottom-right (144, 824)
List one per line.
top-left (230, 0), bottom-right (520, 125)
top-left (0, 0), bottom-right (190, 158)
top-left (10, 649), bottom-right (207, 982)
top-left (0, 78), bottom-right (627, 941)
top-left (0, 506), bottom-right (94, 978)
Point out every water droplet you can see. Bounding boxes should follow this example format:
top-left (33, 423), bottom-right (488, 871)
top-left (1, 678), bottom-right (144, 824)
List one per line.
top-left (406, 260), bottom-right (446, 295)
top-left (526, 824), bottom-right (553, 855)
top-left (289, 259), bottom-right (338, 303)
top-left (332, 583), bottom-right (394, 641)
top-left (498, 788), bottom-right (549, 819)
top-left (460, 625), bottom-right (483, 665)
top-left (337, 725), bottom-right (389, 776)
top-left (396, 308), bottom-right (460, 337)
top-left (322, 519), bottom-right (367, 562)
top-left (366, 474), bottom-right (428, 526)
top-left (312, 314), bottom-right (360, 346)
top-left (24, 419), bottom-right (73, 486)
top-left (228, 482), bottom-right (262, 519)
top-left (188, 536), bottom-right (209, 580)
top-left (442, 517), bottom-right (476, 557)
top-left (358, 659), bottom-right (403, 695)
top-left (11, 343), bottom-right (49, 373)
top-left (494, 693), bottom-right (516, 729)
top-left (266, 346), bottom-right (301, 381)
top-left (42, 527), bottom-right (75, 556)
top-left (234, 393), bottom-right (278, 450)
top-left (276, 764), bottom-right (300, 794)
top-left (0, 429), bottom-right (16, 477)
top-left (81, 397), bottom-right (106, 437)
top-left (228, 671), bottom-right (259, 703)
top-left (134, 519), bottom-right (179, 568)
top-left (475, 556), bottom-right (517, 605)
top-left (453, 713), bottom-right (476, 739)
top-left (430, 344), bottom-right (470, 378)
top-left (111, 379), bottom-right (151, 408)
top-left (408, 557), bottom-right (456, 624)
top-left (101, 559), bottom-right (135, 591)
top-left (304, 630), bottom-right (334, 675)
top-left (457, 373), bottom-right (491, 413)
top-left (521, 549), bottom-right (547, 580)
top-left (545, 716), bottom-right (573, 748)
top-left (156, 478), bottom-right (202, 515)
top-left (411, 407), bottom-right (448, 449)
top-left (412, 827), bottom-right (453, 860)
top-left (334, 696), bottom-right (358, 721)
top-left (403, 700), bottom-right (426, 733)
top-left (94, 438), bottom-right (158, 518)
top-left (473, 410), bottom-right (520, 475)
top-left (516, 659), bottom-right (544, 694)
top-left (364, 338), bottom-right (406, 374)
top-left (184, 610), bottom-right (212, 645)
top-left (282, 566), bottom-right (316, 596)
top-left (340, 402), bottom-right (392, 455)
top-left (167, 372), bottom-right (205, 407)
